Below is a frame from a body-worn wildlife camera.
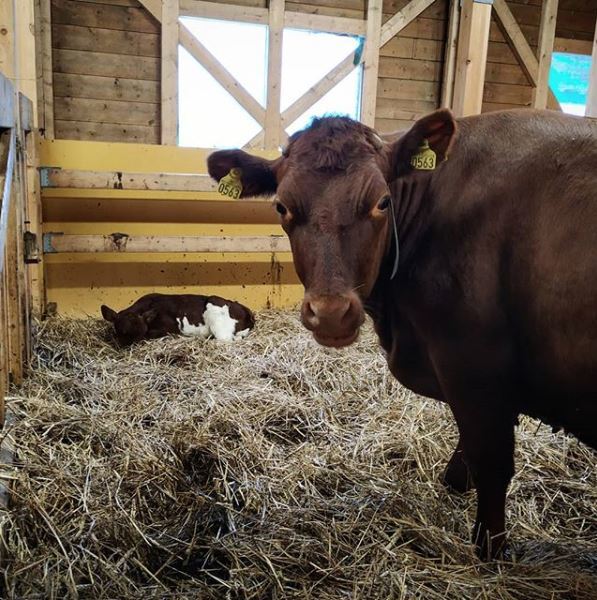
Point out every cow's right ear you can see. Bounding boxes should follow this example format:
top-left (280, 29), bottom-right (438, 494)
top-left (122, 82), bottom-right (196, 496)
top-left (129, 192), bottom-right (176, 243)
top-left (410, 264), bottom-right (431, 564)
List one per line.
top-left (101, 305), bottom-right (117, 322)
top-left (207, 149), bottom-right (280, 198)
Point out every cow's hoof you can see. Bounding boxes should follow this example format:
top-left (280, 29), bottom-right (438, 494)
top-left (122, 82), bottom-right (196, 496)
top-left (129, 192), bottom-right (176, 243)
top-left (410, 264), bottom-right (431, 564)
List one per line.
top-left (442, 453), bottom-right (473, 493)
top-left (474, 528), bottom-right (507, 561)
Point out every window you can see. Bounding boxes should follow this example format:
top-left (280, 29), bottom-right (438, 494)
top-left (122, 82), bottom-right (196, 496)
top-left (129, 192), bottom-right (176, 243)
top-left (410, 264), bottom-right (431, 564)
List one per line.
top-left (178, 18), bottom-right (363, 148)
top-left (549, 52), bottom-right (592, 116)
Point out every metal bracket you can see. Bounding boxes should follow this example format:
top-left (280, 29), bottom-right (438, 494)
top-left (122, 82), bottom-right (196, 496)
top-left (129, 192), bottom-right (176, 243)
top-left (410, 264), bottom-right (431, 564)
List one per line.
top-left (23, 231), bottom-right (40, 263)
top-left (43, 232), bottom-right (63, 254)
top-left (39, 167), bottom-right (52, 188)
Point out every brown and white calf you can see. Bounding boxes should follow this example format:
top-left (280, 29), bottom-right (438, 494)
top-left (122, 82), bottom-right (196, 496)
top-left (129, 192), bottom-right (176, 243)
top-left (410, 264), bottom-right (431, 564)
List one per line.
top-left (208, 109), bottom-right (597, 559)
top-left (101, 293), bottom-right (254, 346)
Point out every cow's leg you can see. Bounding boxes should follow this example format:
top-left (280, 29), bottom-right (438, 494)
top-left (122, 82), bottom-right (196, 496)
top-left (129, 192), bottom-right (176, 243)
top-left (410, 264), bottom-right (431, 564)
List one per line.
top-left (442, 436), bottom-right (473, 493)
top-left (452, 406), bottom-right (515, 560)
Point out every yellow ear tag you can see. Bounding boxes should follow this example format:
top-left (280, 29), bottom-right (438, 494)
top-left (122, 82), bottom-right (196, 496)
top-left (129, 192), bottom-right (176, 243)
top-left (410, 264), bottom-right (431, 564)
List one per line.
top-left (410, 139), bottom-right (436, 171)
top-left (217, 168), bottom-right (243, 199)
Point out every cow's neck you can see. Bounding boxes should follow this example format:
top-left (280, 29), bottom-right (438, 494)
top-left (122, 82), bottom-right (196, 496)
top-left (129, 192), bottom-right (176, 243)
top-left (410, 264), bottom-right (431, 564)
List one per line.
top-left (386, 172), bottom-right (435, 275)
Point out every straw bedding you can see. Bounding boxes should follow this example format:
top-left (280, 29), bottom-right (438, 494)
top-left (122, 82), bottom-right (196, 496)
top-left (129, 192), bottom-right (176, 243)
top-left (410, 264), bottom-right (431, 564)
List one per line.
top-left (1, 309), bottom-right (596, 599)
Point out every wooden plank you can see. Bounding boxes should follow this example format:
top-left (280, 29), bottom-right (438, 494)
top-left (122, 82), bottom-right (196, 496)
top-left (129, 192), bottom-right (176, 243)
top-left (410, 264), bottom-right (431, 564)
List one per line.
top-left (284, 10), bottom-right (366, 35)
top-left (54, 120), bottom-right (159, 143)
top-left (554, 37), bottom-right (592, 55)
top-left (51, 0), bottom-right (158, 34)
top-left (375, 95), bottom-right (436, 117)
top-left (52, 24), bottom-right (160, 57)
top-left (41, 168), bottom-right (217, 192)
top-left (532, 0), bottom-right (558, 109)
top-left (378, 56), bottom-right (442, 81)
top-left (377, 77), bottom-right (439, 101)
top-left (380, 0), bottom-right (437, 47)
top-left (53, 48), bottom-right (160, 81)
top-left (0, 73), bottom-right (15, 129)
top-left (374, 117), bottom-right (417, 131)
top-left (53, 72), bottom-right (160, 103)
top-left (379, 36), bottom-right (415, 58)
top-left (485, 61), bottom-right (528, 85)
top-left (40, 0), bottom-right (54, 137)
top-left (361, 0), bottom-right (383, 126)
top-left (483, 81), bottom-right (532, 104)
top-left (179, 0), bottom-right (268, 23)
top-left (161, 0), bottom-right (178, 145)
top-left (440, 0), bottom-right (459, 108)
top-left (54, 97), bottom-right (159, 126)
top-left (15, 0), bottom-right (38, 121)
top-left (264, 0), bottom-right (284, 150)
top-left (44, 233), bottom-right (292, 253)
top-left (482, 100), bottom-right (527, 112)
top-left (178, 25), bottom-right (266, 126)
top-left (285, 1), bottom-right (364, 19)
top-left (587, 19), bottom-right (597, 118)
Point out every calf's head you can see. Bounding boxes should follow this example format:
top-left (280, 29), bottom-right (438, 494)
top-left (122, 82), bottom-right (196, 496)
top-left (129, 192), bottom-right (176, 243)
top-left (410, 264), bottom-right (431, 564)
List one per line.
top-left (208, 111), bottom-right (455, 347)
top-left (101, 305), bottom-right (157, 346)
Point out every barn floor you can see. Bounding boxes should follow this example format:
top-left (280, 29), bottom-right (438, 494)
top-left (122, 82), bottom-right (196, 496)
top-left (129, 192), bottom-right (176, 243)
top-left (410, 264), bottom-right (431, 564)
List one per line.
top-left (2, 310), bottom-right (596, 599)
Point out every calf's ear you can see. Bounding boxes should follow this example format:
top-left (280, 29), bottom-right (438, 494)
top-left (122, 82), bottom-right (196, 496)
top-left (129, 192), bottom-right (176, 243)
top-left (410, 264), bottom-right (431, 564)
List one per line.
top-left (387, 109), bottom-right (456, 180)
top-left (207, 149), bottom-right (280, 198)
top-left (142, 308), bottom-right (158, 324)
top-left (101, 305), bottom-right (117, 322)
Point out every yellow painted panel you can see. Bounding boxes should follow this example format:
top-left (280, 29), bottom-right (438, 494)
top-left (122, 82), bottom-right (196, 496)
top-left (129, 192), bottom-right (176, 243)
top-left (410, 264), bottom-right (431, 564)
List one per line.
top-left (39, 139), bottom-right (279, 172)
top-left (43, 222), bottom-right (286, 236)
top-left (45, 252), bottom-right (295, 264)
top-left (42, 188), bottom-right (224, 201)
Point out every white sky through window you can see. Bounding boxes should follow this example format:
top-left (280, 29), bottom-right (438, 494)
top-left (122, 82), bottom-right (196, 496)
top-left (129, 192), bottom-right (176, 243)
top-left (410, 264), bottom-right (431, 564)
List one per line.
top-left (178, 18), bottom-right (362, 148)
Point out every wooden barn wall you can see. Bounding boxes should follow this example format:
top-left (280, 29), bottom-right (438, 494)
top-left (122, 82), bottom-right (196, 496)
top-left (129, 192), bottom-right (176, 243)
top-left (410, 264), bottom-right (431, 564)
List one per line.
top-left (483, 0), bottom-right (597, 113)
top-left (51, 0), bottom-right (161, 143)
top-left (49, 0), bottom-right (597, 144)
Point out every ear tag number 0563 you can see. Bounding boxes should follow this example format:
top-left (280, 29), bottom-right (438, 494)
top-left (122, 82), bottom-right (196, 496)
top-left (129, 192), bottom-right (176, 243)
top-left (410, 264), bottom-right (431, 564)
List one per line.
top-left (410, 139), bottom-right (436, 171)
top-left (217, 168), bottom-right (243, 199)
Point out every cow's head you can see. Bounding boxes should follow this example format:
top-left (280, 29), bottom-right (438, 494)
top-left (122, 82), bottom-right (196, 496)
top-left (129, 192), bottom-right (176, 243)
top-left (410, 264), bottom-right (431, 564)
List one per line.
top-left (208, 110), bottom-right (456, 347)
top-left (101, 305), bottom-right (157, 346)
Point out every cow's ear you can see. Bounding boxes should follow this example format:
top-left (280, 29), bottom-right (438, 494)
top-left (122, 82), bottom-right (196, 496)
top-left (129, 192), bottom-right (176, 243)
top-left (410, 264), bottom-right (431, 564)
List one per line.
top-left (387, 109), bottom-right (456, 179)
top-left (207, 149), bottom-right (280, 198)
top-left (101, 305), bottom-right (117, 322)
top-left (142, 308), bottom-right (158, 324)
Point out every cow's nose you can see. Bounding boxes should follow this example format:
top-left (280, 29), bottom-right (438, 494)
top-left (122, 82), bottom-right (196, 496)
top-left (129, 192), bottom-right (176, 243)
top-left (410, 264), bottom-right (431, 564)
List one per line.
top-left (301, 293), bottom-right (364, 341)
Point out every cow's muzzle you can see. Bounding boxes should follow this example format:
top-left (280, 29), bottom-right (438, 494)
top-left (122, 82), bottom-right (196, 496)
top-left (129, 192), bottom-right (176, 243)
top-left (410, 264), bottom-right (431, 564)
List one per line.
top-left (301, 292), bottom-right (365, 348)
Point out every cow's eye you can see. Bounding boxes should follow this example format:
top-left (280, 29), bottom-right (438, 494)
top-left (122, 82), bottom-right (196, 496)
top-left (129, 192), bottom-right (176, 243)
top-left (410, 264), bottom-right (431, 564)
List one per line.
top-left (275, 202), bottom-right (288, 216)
top-left (377, 195), bottom-right (391, 211)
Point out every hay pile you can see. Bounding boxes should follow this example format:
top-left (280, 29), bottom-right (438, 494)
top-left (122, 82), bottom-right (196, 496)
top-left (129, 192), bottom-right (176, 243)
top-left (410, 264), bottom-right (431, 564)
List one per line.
top-left (1, 310), bottom-right (596, 599)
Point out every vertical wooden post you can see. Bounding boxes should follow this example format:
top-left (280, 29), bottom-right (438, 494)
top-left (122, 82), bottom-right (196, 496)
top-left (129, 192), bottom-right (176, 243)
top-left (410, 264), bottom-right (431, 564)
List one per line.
top-left (441, 0), bottom-right (460, 108)
top-left (264, 0), bottom-right (284, 150)
top-left (361, 0), bottom-right (382, 126)
top-left (38, 0), bottom-right (54, 138)
top-left (15, 0), bottom-right (37, 120)
top-left (452, 0), bottom-right (492, 117)
top-left (586, 18), bottom-right (597, 118)
top-left (532, 0), bottom-right (558, 109)
top-left (161, 0), bottom-right (179, 145)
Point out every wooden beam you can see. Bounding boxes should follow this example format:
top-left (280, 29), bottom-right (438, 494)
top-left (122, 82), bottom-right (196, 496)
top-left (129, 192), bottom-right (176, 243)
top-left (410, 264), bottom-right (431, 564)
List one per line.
top-left (264, 0), bottom-right (284, 150)
top-left (452, 0), bottom-right (492, 117)
top-left (39, 0), bottom-right (54, 138)
top-left (493, 0), bottom-right (560, 110)
top-left (43, 233), bottom-right (291, 254)
top-left (179, 0), bottom-right (268, 24)
top-left (440, 0), bottom-right (460, 108)
top-left (532, 0), bottom-right (558, 109)
top-left (40, 168), bottom-right (217, 192)
top-left (380, 0), bottom-right (437, 48)
top-left (0, 73), bottom-right (15, 129)
top-left (586, 18), bottom-right (597, 118)
top-left (161, 0), bottom-right (179, 145)
top-left (284, 12), bottom-right (366, 36)
top-left (178, 25), bottom-right (266, 126)
top-left (361, 0), bottom-right (383, 127)
top-left (15, 0), bottom-right (37, 123)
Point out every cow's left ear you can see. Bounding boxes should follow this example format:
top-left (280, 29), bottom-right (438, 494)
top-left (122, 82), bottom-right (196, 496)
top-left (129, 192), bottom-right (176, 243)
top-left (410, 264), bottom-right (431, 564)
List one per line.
top-left (207, 149), bottom-right (281, 198)
top-left (386, 109), bottom-right (456, 180)
top-left (101, 305), bottom-right (117, 322)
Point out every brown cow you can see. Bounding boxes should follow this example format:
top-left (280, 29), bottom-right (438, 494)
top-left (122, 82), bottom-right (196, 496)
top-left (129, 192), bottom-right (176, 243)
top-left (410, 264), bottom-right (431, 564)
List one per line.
top-left (208, 109), bottom-right (597, 559)
top-left (101, 293), bottom-right (254, 346)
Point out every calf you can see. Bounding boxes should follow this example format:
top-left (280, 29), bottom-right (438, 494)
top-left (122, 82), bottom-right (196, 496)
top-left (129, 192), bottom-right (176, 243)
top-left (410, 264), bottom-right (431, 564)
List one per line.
top-left (101, 293), bottom-right (254, 346)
